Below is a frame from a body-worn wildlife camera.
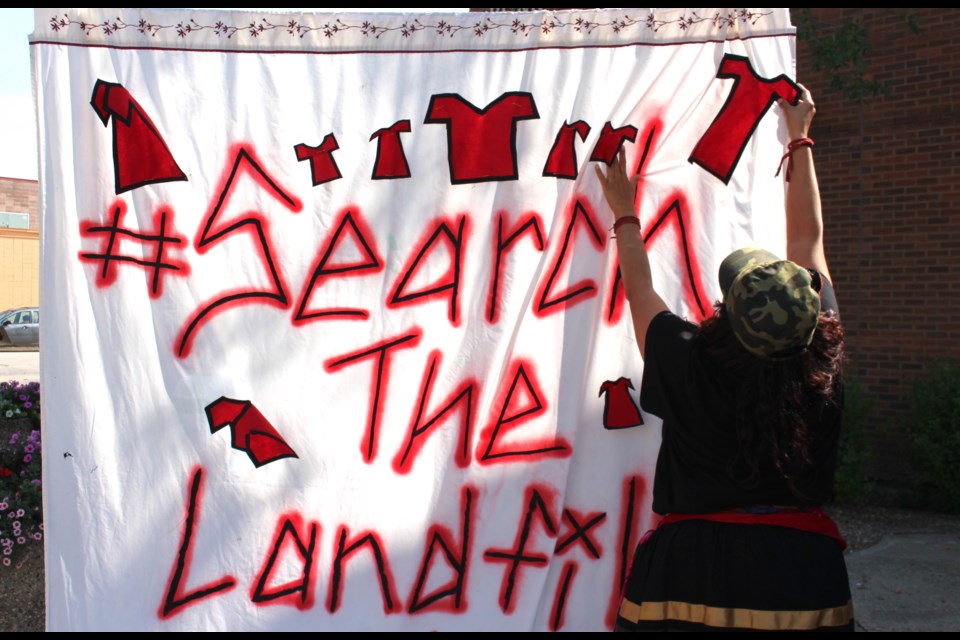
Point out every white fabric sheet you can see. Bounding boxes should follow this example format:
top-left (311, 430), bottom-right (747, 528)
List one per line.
top-left (32, 7), bottom-right (798, 631)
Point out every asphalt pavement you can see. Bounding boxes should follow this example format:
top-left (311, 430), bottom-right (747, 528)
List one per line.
top-left (847, 532), bottom-right (960, 631)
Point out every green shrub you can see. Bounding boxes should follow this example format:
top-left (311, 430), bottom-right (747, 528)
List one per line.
top-left (907, 360), bottom-right (960, 513)
top-left (833, 378), bottom-right (874, 504)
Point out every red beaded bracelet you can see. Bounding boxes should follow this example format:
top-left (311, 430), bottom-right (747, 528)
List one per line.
top-left (775, 137), bottom-right (814, 182)
top-left (613, 216), bottom-right (641, 236)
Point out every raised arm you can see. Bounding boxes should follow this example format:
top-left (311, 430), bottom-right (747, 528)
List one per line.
top-left (595, 150), bottom-right (668, 359)
top-left (780, 84), bottom-right (831, 281)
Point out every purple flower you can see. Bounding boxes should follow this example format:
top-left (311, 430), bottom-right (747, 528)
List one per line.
top-left (24, 402), bottom-right (32, 409)
top-left (24, 445), bottom-right (34, 454)
top-left (22, 454), bottom-right (31, 464)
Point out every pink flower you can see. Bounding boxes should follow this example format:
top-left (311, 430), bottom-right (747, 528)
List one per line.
top-left (16, 536), bottom-right (25, 545)
top-left (2, 558), bottom-right (10, 567)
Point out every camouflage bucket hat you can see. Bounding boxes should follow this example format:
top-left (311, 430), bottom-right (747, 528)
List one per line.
top-left (719, 247), bottom-right (821, 360)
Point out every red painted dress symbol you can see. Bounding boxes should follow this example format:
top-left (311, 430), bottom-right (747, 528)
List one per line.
top-left (205, 397), bottom-right (298, 468)
top-left (370, 120), bottom-right (412, 179)
top-left (589, 122), bottom-right (638, 165)
top-left (543, 120), bottom-right (591, 179)
top-left (295, 134), bottom-right (343, 186)
top-left (599, 377), bottom-right (644, 430)
top-left (688, 54), bottom-right (801, 184)
top-left (90, 79), bottom-right (188, 194)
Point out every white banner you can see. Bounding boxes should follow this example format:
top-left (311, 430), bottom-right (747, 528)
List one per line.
top-left (32, 7), bottom-right (798, 631)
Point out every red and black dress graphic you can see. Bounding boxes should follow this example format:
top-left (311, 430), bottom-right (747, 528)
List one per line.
top-left (425, 92), bottom-right (539, 184)
top-left (205, 397), bottom-right (298, 468)
top-left (90, 79), bottom-right (187, 194)
top-left (543, 121), bottom-right (591, 179)
top-left (598, 378), bottom-right (643, 430)
top-left (370, 120), bottom-right (413, 180)
top-left (589, 122), bottom-right (638, 165)
top-left (689, 54), bottom-right (801, 184)
top-left (295, 134), bottom-right (343, 186)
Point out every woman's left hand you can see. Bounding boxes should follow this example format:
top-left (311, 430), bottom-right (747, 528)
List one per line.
top-left (594, 149), bottom-right (639, 220)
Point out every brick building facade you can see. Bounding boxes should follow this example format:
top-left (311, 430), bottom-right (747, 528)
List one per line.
top-left (0, 177), bottom-right (40, 231)
top-left (0, 177), bottom-right (39, 311)
top-left (792, 8), bottom-right (960, 480)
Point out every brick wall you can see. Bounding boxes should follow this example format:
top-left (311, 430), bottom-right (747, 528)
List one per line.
top-left (0, 177), bottom-right (39, 231)
top-left (792, 8), bottom-right (960, 480)
top-left (0, 178), bottom-right (40, 310)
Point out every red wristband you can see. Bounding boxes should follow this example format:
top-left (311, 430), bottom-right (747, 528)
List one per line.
top-left (775, 137), bottom-right (814, 182)
top-left (613, 216), bottom-right (640, 235)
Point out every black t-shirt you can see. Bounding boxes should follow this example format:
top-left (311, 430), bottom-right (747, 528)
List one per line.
top-left (641, 276), bottom-right (842, 515)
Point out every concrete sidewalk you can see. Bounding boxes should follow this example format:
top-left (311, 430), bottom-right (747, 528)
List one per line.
top-left (847, 532), bottom-right (960, 631)
top-left (0, 349), bottom-right (39, 383)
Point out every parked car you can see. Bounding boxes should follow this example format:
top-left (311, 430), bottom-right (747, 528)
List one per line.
top-left (0, 307), bottom-right (39, 346)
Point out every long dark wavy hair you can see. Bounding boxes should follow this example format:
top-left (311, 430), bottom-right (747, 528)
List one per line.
top-left (697, 302), bottom-right (845, 498)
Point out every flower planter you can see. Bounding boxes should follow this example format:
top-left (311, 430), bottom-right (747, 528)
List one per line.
top-left (0, 417), bottom-right (37, 441)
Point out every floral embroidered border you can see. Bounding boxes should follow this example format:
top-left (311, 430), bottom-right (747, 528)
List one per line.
top-left (46, 9), bottom-right (773, 44)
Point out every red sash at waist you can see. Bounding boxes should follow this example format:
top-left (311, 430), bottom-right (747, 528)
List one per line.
top-left (653, 507), bottom-right (847, 551)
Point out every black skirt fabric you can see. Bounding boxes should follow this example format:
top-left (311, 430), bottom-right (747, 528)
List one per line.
top-left (615, 520), bottom-right (854, 632)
